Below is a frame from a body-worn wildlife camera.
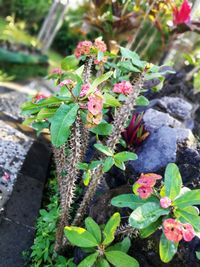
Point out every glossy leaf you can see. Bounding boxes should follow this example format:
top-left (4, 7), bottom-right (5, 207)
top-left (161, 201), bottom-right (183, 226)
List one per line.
top-left (159, 233), bottom-right (178, 263)
top-left (90, 71), bottom-right (113, 91)
top-left (85, 217), bottom-right (102, 244)
top-left (140, 218), bottom-right (162, 238)
top-left (94, 143), bottom-right (113, 156)
top-left (114, 152), bottom-right (138, 162)
top-left (164, 163), bottom-right (182, 200)
top-left (83, 170), bottom-right (91, 186)
top-left (78, 252), bottom-right (99, 267)
top-left (105, 251), bottom-right (139, 267)
top-left (90, 122), bottom-right (113, 136)
top-left (114, 159), bottom-right (126, 171)
top-left (103, 157), bottom-right (114, 172)
top-left (104, 93), bottom-right (121, 107)
top-left (107, 237), bottom-right (131, 253)
top-left (61, 55), bottom-right (79, 71)
top-left (103, 213), bottom-right (120, 245)
top-left (129, 202), bottom-right (170, 229)
top-left (50, 103), bottom-right (79, 147)
top-left (111, 194), bottom-right (159, 210)
top-left (96, 258), bottom-right (110, 267)
top-left (117, 61), bottom-right (140, 72)
top-left (135, 96), bottom-right (149, 106)
top-left (37, 107), bottom-right (57, 120)
top-left (173, 189), bottom-right (200, 208)
top-left (64, 226), bottom-right (98, 248)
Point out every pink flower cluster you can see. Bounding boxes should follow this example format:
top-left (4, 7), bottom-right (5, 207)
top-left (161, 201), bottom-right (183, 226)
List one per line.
top-left (80, 83), bottom-right (90, 97)
top-left (163, 218), bottom-right (195, 243)
top-left (74, 38), bottom-right (107, 65)
top-left (173, 0), bottom-right (191, 25)
top-left (113, 81), bottom-right (133, 95)
top-left (86, 90), bottom-right (104, 128)
top-left (59, 79), bottom-right (75, 88)
top-left (74, 41), bottom-right (93, 58)
top-left (135, 173), bottom-right (162, 199)
top-left (50, 68), bottom-right (63, 75)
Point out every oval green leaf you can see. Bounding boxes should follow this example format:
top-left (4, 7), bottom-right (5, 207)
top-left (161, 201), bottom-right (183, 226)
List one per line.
top-left (78, 252), bottom-right (98, 267)
top-left (85, 217), bottom-right (102, 244)
top-left (159, 233), bottom-right (178, 263)
top-left (105, 250), bottom-right (139, 267)
top-left (173, 189), bottom-right (200, 208)
top-left (103, 213), bottom-right (121, 246)
top-left (114, 152), bottom-right (138, 162)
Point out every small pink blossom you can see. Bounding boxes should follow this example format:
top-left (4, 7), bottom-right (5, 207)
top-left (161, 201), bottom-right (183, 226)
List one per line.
top-left (50, 68), bottom-right (62, 75)
top-left (33, 93), bottom-right (48, 103)
top-left (163, 219), bottom-right (183, 243)
top-left (2, 172), bottom-right (10, 182)
top-left (113, 81), bottom-right (133, 95)
top-left (86, 112), bottom-right (103, 128)
top-left (181, 223), bottom-right (195, 242)
top-left (160, 197), bottom-right (172, 209)
top-left (59, 79), bottom-right (74, 87)
top-left (173, 0), bottom-right (191, 25)
top-left (94, 56), bottom-right (107, 65)
top-left (94, 39), bottom-right (107, 52)
top-left (88, 92), bottom-right (103, 115)
top-left (137, 186), bottom-right (153, 199)
top-left (137, 173), bottom-right (162, 187)
top-left (74, 41), bottom-right (93, 58)
top-left (80, 83), bottom-right (90, 97)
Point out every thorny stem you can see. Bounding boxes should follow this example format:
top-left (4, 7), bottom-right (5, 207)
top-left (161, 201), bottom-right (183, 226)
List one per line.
top-left (55, 111), bottom-right (82, 251)
top-left (72, 71), bottom-right (146, 226)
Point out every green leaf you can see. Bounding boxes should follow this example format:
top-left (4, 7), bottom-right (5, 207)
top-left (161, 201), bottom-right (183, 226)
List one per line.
top-left (104, 93), bottom-right (121, 107)
top-left (32, 121), bottom-right (49, 135)
top-left (90, 71), bottom-right (113, 92)
top-left (103, 157), bottom-right (115, 172)
top-left (37, 107), bottom-right (57, 120)
top-left (97, 51), bottom-right (104, 61)
top-left (114, 152), bottom-right (137, 162)
top-left (140, 218), bottom-right (162, 238)
top-left (64, 226), bottom-right (98, 248)
top-left (77, 163), bottom-right (89, 171)
top-left (61, 55), bottom-right (79, 71)
top-left (50, 103), bottom-right (79, 147)
top-left (174, 209), bottom-right (200, 232)
top-left (114, 159), bottom-right (126, 171)
top-left (72, 82), bottom-right (82, 97)
top-left (94, 143), bottom-right (113, 156)
top-left (85, 217), bottom-right (102, 244)
top-left (173, 189), bottom-right (200, 208)
top-left (107, 237), bottom-right (131, 253)
top-left (105, 251), bottom-right (139, 267)
top-left (159, 233), bottom-right (178, 263)
top-left (181, 206), bottom-right (199, 216)
top-left (129, 202), bottom-right (170, 229)
top-left (135, 96), bottom-right (149, 106)
top-left (117, 61), bottom-right (140, 72)
top-left (103, 213), bottom-right (121, 246)
top-left (194, 71), bottom-right (200, 91)
top-left (111, 194), bottom-right (159, 210)
top-left (89, 160), bottom-right (102, 170)
top-left (164, 163), bottom-right (182, 200)
top-left (22, 116), bottom-right (36, 125)
top-left (21, 96), bottom-right (63, 111)
top-left (90, 122), bottom-right (113, 136)
top-left (96, 258), bottom-right (110, 267)
top-left (78, 252), bottom-right (98, 267)
top-left (83, 170), bottom-right (91, 186)
top-left (196, 251), bottom-right (200, 260)
top-left (120, 47), bottom-right (140, 60)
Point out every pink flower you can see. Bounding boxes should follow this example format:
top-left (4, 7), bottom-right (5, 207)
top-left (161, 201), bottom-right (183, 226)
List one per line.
top-left (173, 0), bottom-right (191, 25)
top-left (137, 173), bottom-right (162, 187)
top-left (88, 92), bottom-right (103, 115)
top-left (163, 219), bottom-right (183, 243)
top-left (50, 68), bottom-right (62, 75)
top-left (94, 56), bottom-right (107, 65)
top-left (181, 223), bottom-right (195, 242)
top-left (160, 197), bottom-right (172, 209)
top-left (33, 93), bottom-right (48, 103)
top-left (74, 41), bottom-right (93, 58)
top-left (80, 83), bottom-right (90, 97)
top-left (86, 112), bottom-right (103, 128)
top-left (94, 39), bottom-right (107, 52)
top-left (137, 186), bottom-right (153, 199)
top-left (113, 81), bottom-right (133, 95)
top-left (2, 172), bottom-right (10, 182)
top-left (59, 79), bottom-right (74, 87)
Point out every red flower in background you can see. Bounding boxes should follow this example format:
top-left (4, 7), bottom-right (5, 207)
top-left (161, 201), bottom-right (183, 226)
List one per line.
top-left (122, 113), bottom-right (149, 147)
top-left (173, 0), bottom-right (191, 25)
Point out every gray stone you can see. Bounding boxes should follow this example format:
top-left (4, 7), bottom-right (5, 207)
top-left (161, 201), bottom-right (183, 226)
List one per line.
top-left (150, 97), bottom-right (193, 120)
top-left (175, 128), bottom-right (195, 145)
top-left (130, 126), bottom-right (177, 173)
top-left (143, 108), bottom-right (182, 132)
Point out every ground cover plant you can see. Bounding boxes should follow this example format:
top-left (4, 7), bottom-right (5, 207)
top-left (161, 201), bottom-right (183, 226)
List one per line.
top-left (21, 35), bottom-right (199, 266)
